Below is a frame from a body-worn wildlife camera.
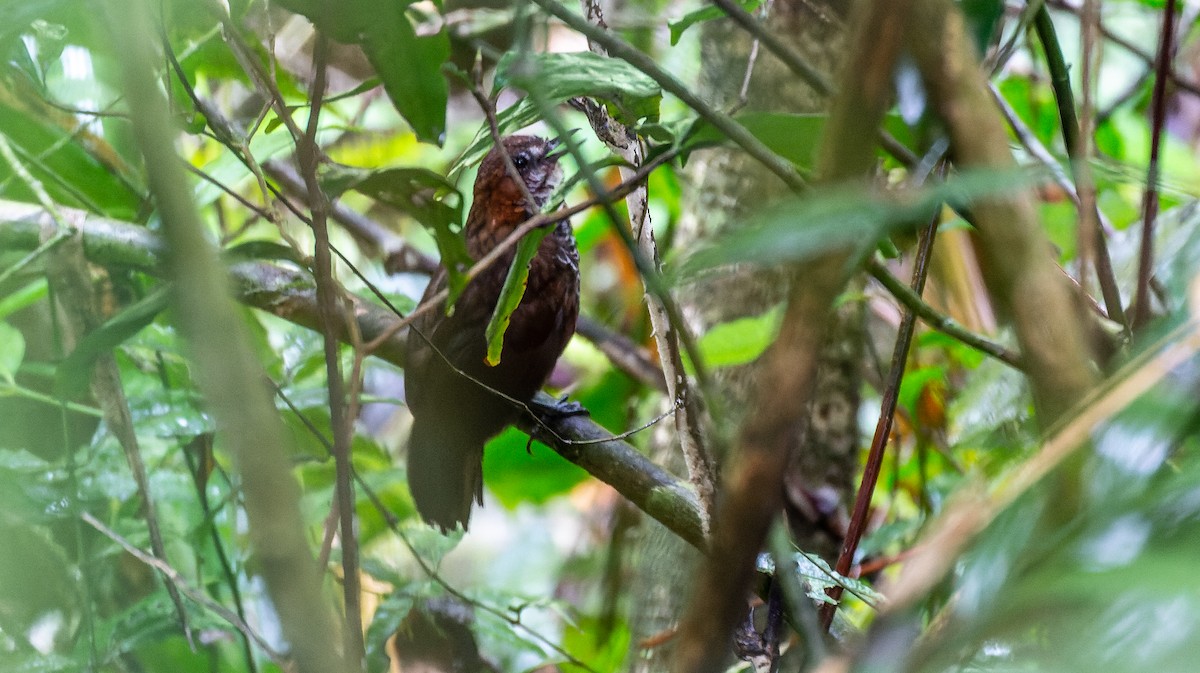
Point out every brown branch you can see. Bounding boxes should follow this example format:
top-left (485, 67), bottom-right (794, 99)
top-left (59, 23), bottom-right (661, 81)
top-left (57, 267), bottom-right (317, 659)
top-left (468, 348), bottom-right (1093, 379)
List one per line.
top-left (0, 200), bottom-right (709, 551)
top-left (294, 34), bottom-right (365, 664)
top-left (821, 209), bottom-right (940, 628)
top-left (673, 2), bottom-right (914, 671)
top-left (1134, 0), bottom-right (1179, 329)
top-left (909, 0), bottom-right (1097, 426)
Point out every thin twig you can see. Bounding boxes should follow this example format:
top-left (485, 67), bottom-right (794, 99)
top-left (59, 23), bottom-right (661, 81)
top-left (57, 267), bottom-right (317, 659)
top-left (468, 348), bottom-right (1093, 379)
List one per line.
top-left (576, 0), bottom-right (717, 529)
top-left (865, 258), bottom-right (1023, 370)
top-left (82, 512), bottom-right (287, 665)
top-left (1033, 4), bottom-right (1127, 334)
top-left (293, 33), bottom-right (365, 664)
top-left (1134, 0), bottom-right (1178, 329)
top-left (821, 207), bottom-right (940, 628)
top-left (1077, 0), bottom-right (1103, 328)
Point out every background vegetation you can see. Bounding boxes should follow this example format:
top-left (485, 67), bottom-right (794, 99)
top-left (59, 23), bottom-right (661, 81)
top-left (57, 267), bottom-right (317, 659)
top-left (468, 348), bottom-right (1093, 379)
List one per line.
top-left (1, 0), bottom-right (1199, 672)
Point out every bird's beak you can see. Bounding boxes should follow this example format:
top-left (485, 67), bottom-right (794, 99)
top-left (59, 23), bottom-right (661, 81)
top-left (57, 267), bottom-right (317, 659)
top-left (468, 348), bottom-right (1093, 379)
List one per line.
top-left (545, 129), bottom-right (581, 161)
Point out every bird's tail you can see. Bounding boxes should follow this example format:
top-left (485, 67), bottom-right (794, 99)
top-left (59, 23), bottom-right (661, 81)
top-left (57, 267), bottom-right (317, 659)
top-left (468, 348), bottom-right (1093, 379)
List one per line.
top-left (406, 419), bottom-right (485, 532)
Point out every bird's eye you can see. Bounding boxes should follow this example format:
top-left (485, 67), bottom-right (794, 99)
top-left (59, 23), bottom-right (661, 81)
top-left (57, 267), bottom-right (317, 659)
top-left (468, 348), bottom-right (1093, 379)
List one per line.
top-left (512, 153), bottom-right (529, 169)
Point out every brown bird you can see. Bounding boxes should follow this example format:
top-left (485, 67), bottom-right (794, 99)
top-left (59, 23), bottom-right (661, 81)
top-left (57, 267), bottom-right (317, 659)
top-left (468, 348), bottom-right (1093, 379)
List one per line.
top-left (405, 135), bottom-right (579, 531)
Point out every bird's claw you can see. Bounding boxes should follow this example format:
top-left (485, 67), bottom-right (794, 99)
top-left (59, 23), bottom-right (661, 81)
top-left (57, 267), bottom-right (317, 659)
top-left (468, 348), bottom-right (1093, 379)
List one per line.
top-left (530, 394), bottom-right (589, 419)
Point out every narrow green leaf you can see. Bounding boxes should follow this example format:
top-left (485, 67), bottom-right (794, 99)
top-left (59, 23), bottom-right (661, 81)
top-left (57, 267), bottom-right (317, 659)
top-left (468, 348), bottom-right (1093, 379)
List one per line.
top-left (676, 167), bottom-right (1041, 278)
top-left (0, 278), bottom-right (48, 321)
top-left (0, 321), bottom-right (25, 382)
top-left (483, 227), bottom-right (551, 366)
top-left (53, 287), bottom-right (170, 397)
top-left (677, 112), bottom-right (825, 170)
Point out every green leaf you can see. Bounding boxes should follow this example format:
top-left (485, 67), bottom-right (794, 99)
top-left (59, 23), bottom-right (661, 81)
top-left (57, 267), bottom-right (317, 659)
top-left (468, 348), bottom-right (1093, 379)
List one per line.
top-left (0, 322), bottom-right (25, 382)
top-left (0, 278), bottom-right (47, 321)
top-left (675, 112), bottom-right (825, 170)
top-left (676, 167), bottom-right (1041, 278)
top-left (365, 589), bottom-right (416, 673)
top-left (483, 227), bottom-right (551, 366)
top-left (330, 164), bottom-right (470, 290)
top-left (274, 0), bottom-right (449, 144)
top-left (361, 9), bottom-right (450, 144)
top-left (452, 51), bottom-right (661, 177)
top-left (494, 51), bottom-right (660, 125)
top-left (697, 305), bottom-right (783, 368)
top-left (54, 287), bottom-right (170, 397)
top-left (667, 0), bottom-right (762, 45)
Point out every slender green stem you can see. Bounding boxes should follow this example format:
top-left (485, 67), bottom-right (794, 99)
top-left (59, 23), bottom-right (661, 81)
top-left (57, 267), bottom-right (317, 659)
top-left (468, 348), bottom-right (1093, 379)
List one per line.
top-left (866, 258), bottom-right (1023, 370)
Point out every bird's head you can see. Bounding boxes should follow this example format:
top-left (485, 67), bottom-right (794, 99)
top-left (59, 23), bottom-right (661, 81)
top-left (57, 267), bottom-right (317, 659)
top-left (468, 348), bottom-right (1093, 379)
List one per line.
top-left (474, 135), bottom-right (566, 213)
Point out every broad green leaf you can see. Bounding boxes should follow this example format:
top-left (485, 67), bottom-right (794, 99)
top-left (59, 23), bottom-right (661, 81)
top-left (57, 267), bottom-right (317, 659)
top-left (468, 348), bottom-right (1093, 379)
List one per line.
top-left (697, 305), bottom-right (783, 368)
top-left (483, 227), bottom-right (551, 366)
top-left (0, 321), bottom-right (25, 382)
top-left (494, 51), bottom-right (660, 125)
top-left (328, 164), bottom-right (470, 292)
top-left (274, 0), bottom-right (449, 143)
top-left (54, 287), bottom-right (170, 397)
top-left (452, 51), bottom-right (661, 177)
top-left (667, 0), bottom-right (761, 45)
top-left (361, 9), bottom-right (450, 144)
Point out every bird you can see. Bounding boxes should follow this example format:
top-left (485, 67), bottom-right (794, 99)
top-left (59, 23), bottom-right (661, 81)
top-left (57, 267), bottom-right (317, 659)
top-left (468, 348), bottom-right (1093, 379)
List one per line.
top-left (404, 135), bottom-right (580, 531)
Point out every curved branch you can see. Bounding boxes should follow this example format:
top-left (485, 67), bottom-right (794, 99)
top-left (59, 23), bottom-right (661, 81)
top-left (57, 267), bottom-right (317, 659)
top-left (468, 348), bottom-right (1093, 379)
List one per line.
top-left (0, 200), bottom-right (708, 550)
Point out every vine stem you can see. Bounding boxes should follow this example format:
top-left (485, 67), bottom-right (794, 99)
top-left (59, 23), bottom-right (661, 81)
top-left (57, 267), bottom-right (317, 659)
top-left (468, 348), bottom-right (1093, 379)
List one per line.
top-left (820, 208), bottom-right (940, 628)
top-left (1134, 0), bottom-right (1179, 329)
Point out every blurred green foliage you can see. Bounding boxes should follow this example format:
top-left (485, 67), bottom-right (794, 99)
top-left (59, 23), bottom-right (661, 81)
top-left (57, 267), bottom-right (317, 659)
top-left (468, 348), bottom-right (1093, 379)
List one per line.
top-left (0, 0), bottom-right (1198, 672)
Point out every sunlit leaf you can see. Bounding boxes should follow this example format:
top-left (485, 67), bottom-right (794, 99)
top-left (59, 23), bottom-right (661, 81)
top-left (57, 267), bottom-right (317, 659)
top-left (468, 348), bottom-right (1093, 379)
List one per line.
top-left (697, 305), bottom-right (782, 368)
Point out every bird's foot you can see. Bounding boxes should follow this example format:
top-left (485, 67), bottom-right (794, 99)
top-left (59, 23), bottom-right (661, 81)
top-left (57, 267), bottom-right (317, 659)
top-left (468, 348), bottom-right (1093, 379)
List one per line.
top-left (529, 394), bottom-right (589, 419)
